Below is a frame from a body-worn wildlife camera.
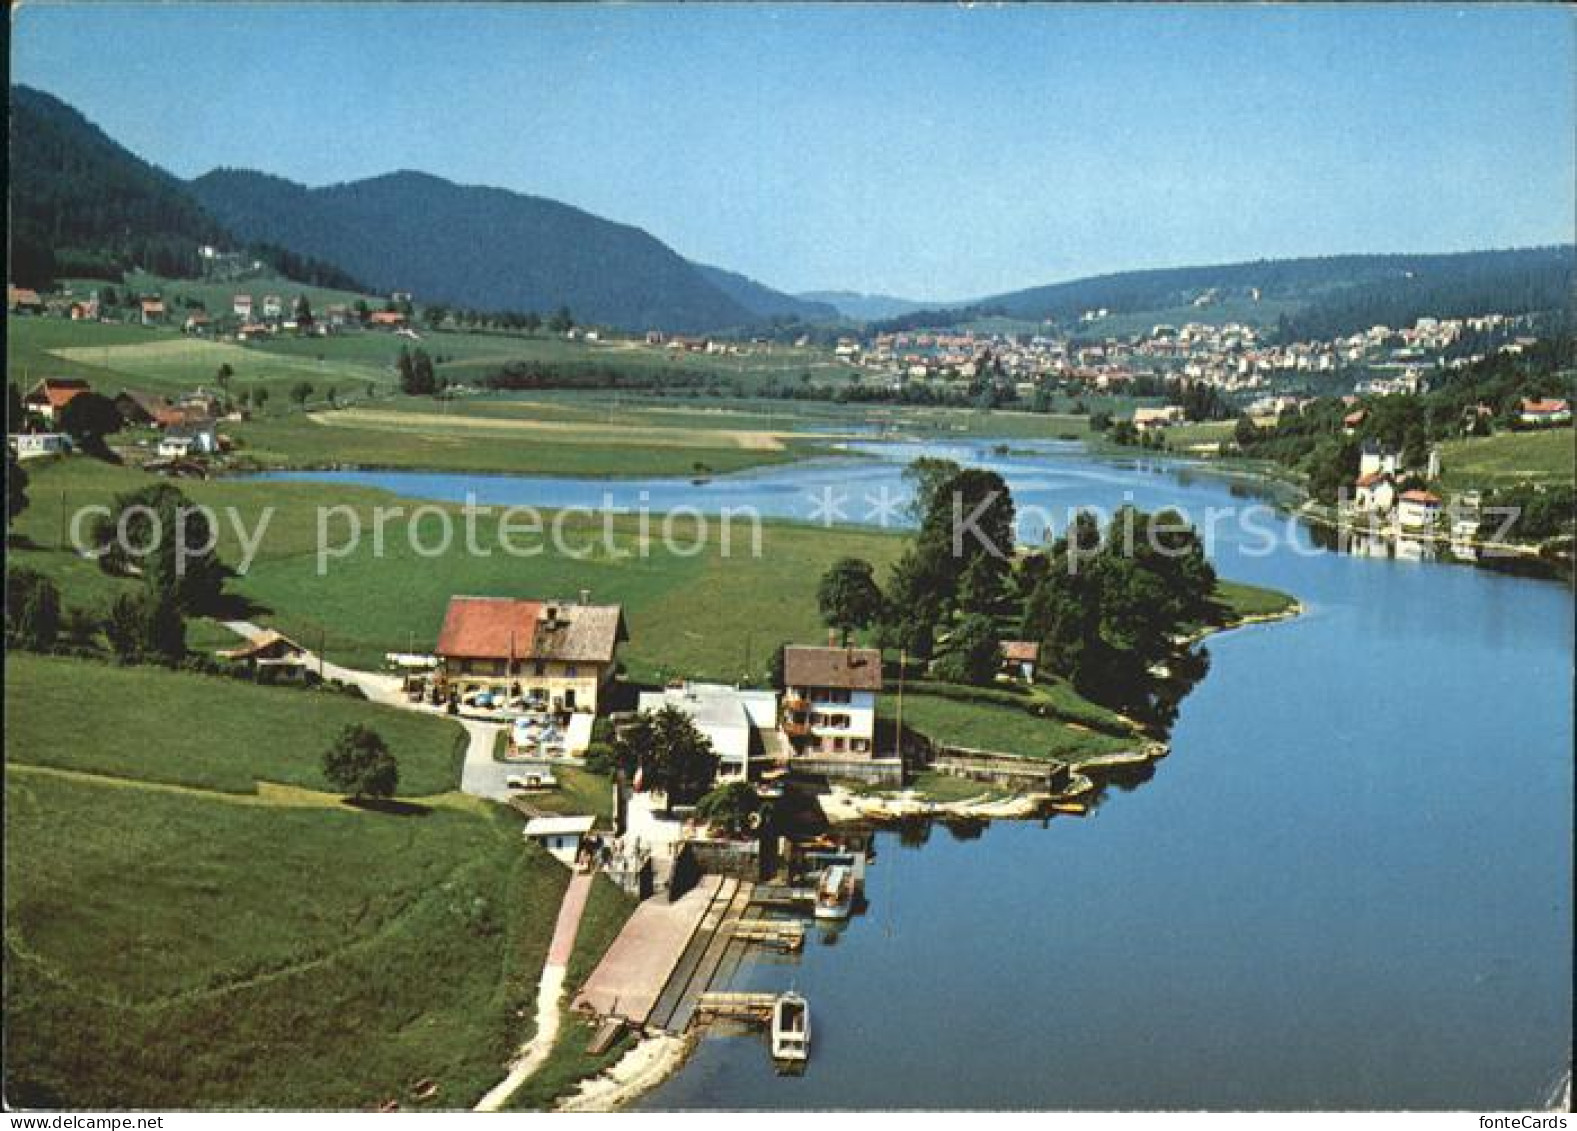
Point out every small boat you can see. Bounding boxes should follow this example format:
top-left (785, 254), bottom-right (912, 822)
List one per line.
top-left (814, 864), bottom-right (853, 921)
top-left (770, 992), bottom-right (810, 1062)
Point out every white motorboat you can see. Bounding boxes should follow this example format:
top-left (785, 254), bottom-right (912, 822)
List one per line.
top-left (770, 992), bottom-right (810, 1062)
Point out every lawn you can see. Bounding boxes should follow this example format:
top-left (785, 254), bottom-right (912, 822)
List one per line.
top-left (3, 650), bottom-right (570, 1108)
top-left (883, 688), bottom-right (1136, 763)
top-left (1210, 579), bottom-right (1300, 622)
top-left (1438, 427), bottom-right (1575, 489)
top-left (7, 652), bottom-right (467, 796)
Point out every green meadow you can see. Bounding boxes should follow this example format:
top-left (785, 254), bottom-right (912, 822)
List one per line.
top-left (1438, 427), bottom-right (1575, 489)
top-left (4, 659), bottom-right (569, 1109)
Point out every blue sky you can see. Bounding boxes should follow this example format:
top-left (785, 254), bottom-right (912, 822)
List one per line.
top-left (12, 3), bottom-right (1575, 299)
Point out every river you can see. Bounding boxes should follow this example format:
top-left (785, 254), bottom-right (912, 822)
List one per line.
top-left (259, 439), bottom-right (1573, 1109)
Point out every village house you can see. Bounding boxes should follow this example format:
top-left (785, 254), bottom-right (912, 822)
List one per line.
top-left (157, 421), bottom-right (220, 459)
top-left (113, 389), bottom-right (174, 427)
top-left (1001, 640), bottom-right (1040, 681)
top-left (218, 629), bottom-right (309, 671)
top-left (8, 432), bottom-right (71, 459)
top-left (23, 378), bottom-right (91, 424)
top-left (9, 285), bottom-right (45, 314)
top-left (233, 294), bottom-right (254, 319)
top-left (1358, 440), bottom-right (1400, 479)
top-left (637, 682), bottom-right (780, 782)
top-left (368, 310), bottom-right (406, 328)
top-left (780, 645), bottom-right (882, 759)
top-left (139, 298), bottom-right (165, 325)
top-left (435, 595), bottom-right (626, 714)
top-left (1518, 398), bottom-right (1572, 427)
top-left (262, 295), bottom-right (284, 319)
top-left (183, 311), bottom-right (212, 335)
top-left (1133, 405), bottom-right (1186, 432)
top-left (1353, 471), bottom-right (1396, 515)
top-left (1396, 489), bottom-right (1443, 531)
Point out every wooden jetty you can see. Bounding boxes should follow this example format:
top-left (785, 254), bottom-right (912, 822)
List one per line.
top-left (695, 991), bottom-right (781, 1023)
top-left (727, 918), bottom-right (804, 951)
top-left (753, 884), bottom-right (815, 907)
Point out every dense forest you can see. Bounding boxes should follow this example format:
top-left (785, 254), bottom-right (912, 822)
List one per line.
top-left (870, 248), bottom-right (1576, 340)
top-left (10, 85), bottom-right (230, 287)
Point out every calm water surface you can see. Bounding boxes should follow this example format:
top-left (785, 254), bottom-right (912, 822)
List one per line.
top-left (261, 441), bottom-right (1573, 1108)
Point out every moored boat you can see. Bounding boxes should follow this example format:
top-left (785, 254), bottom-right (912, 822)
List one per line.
top-left (814, 864), bottom-right (853, 920)
top-left (771, 992), bottom-right (810, 1062)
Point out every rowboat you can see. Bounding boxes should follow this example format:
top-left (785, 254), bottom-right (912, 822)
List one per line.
top-left (770, 992), bottom-right (810, 1062)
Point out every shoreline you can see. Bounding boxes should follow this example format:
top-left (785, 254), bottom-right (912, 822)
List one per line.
top-left (554, 1031), bottom-right (694, 1112)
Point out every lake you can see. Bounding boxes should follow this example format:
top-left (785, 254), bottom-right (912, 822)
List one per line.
top-left (259, 440), bottom-right (1573, 1109)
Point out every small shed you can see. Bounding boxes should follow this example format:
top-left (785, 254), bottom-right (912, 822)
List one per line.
top-left (522, 815), bottom-right (596, 866)
top-left (219, 630), bottom-right (309, 669)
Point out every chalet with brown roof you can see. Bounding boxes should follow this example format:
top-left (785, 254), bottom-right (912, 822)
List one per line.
top-left (781, 645), bottom-right (882, 758)
top-left (435, 595), bottom-right (626, 713)
top-left (1519, 398), bottom-right (1571, 426)
top-left (24, 378), bottom-right (91, 424)
top-left (368, 310), bottom-right (407, 328)
top-left (9, 286), bottom-right (45, 314)
top-left (139, 298), bottom-right (166, 325)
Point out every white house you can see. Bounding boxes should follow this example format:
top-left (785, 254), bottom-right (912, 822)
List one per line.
top-left (157, 422), bottom-right (219, 459)
top-left (522, 815), bottom-right (596, 867)
top-left (1396, 489), bottom-right (1443, 530)
top-left (637, 682), bottom-right (779, 781)
top-left (781, 646), bottom-right (882, 759)
top-left (1358, 440), bottom-right (1400, 479)
top-left (8, 432), bottom-right (71, 459)
top-left (1353, 471), bottom-right (1396, 514)
top-left (1133, 405), bottom-right (1186, 432)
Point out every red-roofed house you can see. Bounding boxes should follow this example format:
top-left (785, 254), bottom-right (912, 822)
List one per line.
top-left (23, 378), bottom-right (91, 424)
top-left (139, 298), bottom-right (166, 325)
top-left (1001, 640), bottom-right (1040, 681)
top-left (368, 310), bottom-right (407, 328)
top-left (435, 595), bottom-right (626, 713)
top-left (1396, 489), bottom-right (1442, 530)
top-left (1353, 471), bottom-right (1395, 514)
top-left (1519, 398), bottom-right (1571, 426)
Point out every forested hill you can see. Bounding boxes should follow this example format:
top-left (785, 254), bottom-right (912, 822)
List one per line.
top-left (872, 247), bottom-right (1576, 339)
top-left (9, 84), bottom-right (230, 286)
top-left (190, 168), bottom-right (782, 332)
top-left (689, 263), bottom-right (839, 323)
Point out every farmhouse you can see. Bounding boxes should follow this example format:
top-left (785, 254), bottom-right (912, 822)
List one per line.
top-left (637, 682), bottom-right (780, 781)
top-left (23, 378), bottom-right (91, 424)
top-left (139, 298), bottom-right (166, 325)
top-left (1519, 398), bottom-right (1572, 426)
top-left (368, 310), bottom-right (407, 328)
top-left (781, 645), bottom-right (882, 758)
top-left (218, 629), bottom-right (309, 670)
top-left (1001, 640), bottom-right (1040, 681)
top-left (233, 294), bottom-right (254, 319)
top-left (435, 595), bottom-right (626, 715)
top-left (1358, 440), bottom-right (1400, 479)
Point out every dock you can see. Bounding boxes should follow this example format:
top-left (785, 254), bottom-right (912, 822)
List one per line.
top-left (727, 918), bottom-right (804, 951)
top-left (694, 991), bottom-right (780, 1022)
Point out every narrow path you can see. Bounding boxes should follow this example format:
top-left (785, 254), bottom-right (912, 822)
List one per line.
top-left (473, 869), bottom-right (595, 1112)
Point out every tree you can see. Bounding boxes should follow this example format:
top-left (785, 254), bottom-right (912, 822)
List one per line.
top-left (104, 591), bottom-right (149, 660)
top-left (6, 568), bottom-right (61, 651)
top-left (695, 781), bottom-right (771, 838)
top-left (294, 295), bottom-right (314, 330)
top-left (817, 557), bottom-right (884, 645)
top-left (767, 643), bottom-right (787, 690)
top-left (7, 451), bottom-right (29, 526)
top-left (618, 705), bottom-right (718, 812)
top-left (902, 456), bottom-right (962, 523)
top-left (290, 380), bottom-right (314, 408)
top-left (1233, 413), bottom-right (1259, 449)
top-left (57, 392), bottom-right (123, 456)
top-left (92, 483), bottom-right (225, 614)
top-left (932, 613), bottom-right (1001, 686)
top-left (253, 387), bottom-right (270, 413)
top-left (322, 724), bottom-right (399, 800)
top-left (548, 306), bottom-right (574, 333)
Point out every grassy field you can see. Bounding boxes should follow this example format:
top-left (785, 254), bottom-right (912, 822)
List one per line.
top-left (4, 651), bottom-right (570, 1108)
top-left (883, 687), bottom-right (1136, 763)
top-left (1438, 427), bottom-right (1575, 489)
top-left (228, 401), bottom-right (821, 477)
top-left (1209, 579), bottom-right (1300, 622)
top-left (7, 652), bottom-right (466, 796)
